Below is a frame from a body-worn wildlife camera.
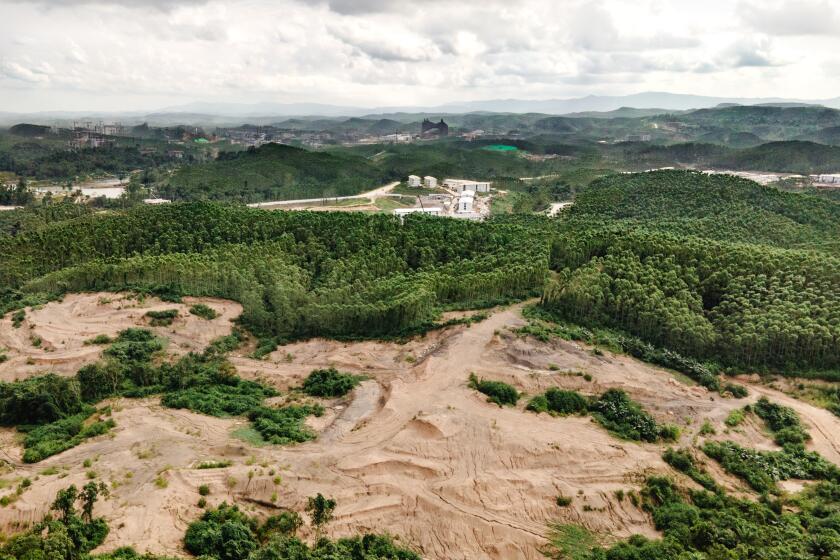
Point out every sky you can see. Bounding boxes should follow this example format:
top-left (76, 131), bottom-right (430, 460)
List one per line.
top-left (2, 0), bottom-right (840, 112)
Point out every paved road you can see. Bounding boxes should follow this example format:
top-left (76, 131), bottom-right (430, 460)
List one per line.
top-left (247, 181), bottom-right (401, 209)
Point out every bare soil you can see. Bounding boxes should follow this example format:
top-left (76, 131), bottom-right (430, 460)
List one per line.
top-left (1, 297), bottom-right (839, 559)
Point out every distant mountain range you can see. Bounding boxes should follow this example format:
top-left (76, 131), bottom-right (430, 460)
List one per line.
top-left (5, 91), bottom-right (840, 127)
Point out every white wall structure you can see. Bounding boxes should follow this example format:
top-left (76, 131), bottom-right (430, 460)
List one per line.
top-left (394, 207), bottom-right (442, 221)
top-left (407, 175), bottom-right (421, 187)
top-left (443, 178), bottom-right (491, 192)
top-left (457, 195), bottom-right (474, 213)
top-left (423, 176), bottom-right (438, 188)
top-left (817, 174), bottom-right (840, 184)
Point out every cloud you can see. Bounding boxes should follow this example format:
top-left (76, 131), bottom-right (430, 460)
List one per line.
top-left (328, 21), bottom-right (442, 62)
top-left (8, 0), bottom-right (212, 11)
top-left (0, 60), bottom-right (51, 83)
top-left (721, 38), bottom-right (782, 68)
top-left (738, 0), bottom-right (840, 35)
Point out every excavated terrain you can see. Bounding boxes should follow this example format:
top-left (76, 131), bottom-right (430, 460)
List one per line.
top-left (2, 295), bottom-right (840, 559)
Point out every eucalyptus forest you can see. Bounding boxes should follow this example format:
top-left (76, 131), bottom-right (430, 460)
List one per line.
top-left (3, 168), bottom-right (840, 560)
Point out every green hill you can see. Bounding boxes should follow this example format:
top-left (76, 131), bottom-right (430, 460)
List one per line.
top-left (161, 143), bottom-right (390, 202)
top-left (713, 140), bottom-right (840, 173)
top-left (570, 169), bottom-right (840, 253)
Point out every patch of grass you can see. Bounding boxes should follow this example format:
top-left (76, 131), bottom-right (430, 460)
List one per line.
top-left (547, 523), bottom-right (598, 560)
top-left (725, 408), bottom-right (746, 427)
top-left (556, 495), bottom-right (573, 507)
top-left (231, 426), bottom-right (266, 447)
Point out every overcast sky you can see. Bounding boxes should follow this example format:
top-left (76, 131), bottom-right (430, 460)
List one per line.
top-left (2, 0), bottom-right (839, 112)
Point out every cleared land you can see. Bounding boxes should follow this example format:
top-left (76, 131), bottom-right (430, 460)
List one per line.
top-left (2, 296), bottom-right (839, 558)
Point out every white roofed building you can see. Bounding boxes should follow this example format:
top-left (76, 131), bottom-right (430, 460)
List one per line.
top-left (407, 175), bottom-right (421, 187)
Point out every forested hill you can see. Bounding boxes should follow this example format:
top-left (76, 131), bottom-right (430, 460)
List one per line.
top-left (569, 170), bottom-right (840, 253)
top-left (160, 143), bottom-right (391, 203)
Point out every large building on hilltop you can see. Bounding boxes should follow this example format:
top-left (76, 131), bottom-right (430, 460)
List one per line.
top-left (421, 118), bottom-right (449, 138)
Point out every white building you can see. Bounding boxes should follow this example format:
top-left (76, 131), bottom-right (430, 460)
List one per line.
top-left (817, 174), bottom-right (840, 184)
top-left (394, 207), bottom-right (442, 221)
top-left (423, 176), bottom-right (438, 188)
top-left (143, 198), bottom-right (172, 205)
top-left (444, 178), bottom-right (491, 193)
top-left (407, 175), bottom-right (421, 187)
top-left (457, 191), bottom-right (474, 213)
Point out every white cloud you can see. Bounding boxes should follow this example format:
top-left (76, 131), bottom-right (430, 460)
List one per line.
top-left (0, 0), bottom-right (836, 112)
top-left (738, 0), bottom-right (840, 36)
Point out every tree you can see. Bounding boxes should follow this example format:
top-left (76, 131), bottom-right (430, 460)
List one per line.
top-left (306, 493), bottom-right (336, 540)
top-left (51, 485), bottom-right (78, 521)
top-left (80, 481), bottom-right (108, 522)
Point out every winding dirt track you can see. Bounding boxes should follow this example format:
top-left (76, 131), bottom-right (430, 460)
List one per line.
top-left (2, 297), bottom-right (840, 559)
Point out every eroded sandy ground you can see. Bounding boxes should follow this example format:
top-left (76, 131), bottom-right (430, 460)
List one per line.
top-left (2, 296), bottom-right (840, 559)
top-left (0, 293), bottom-right (242, 382)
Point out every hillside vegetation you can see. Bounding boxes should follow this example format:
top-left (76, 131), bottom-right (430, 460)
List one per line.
top-left (570, 169), bottom-right (840, 251)
top-left (161, 143), bottom-right (390, 202)
top-left (544, 170), bottom-right (840, 374)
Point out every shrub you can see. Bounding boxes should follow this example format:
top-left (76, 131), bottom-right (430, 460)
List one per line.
top-left (11, 309), bottom-right (25, 328)
top-left (702, 440), bottom-right (840, 493)
top-left (83, 334), bottom-right (113, 346)
top-left (722, 383), bottom-right (748, 398)
top-left (247, 405), bottom-right (323, 445)
top-left (197, 460), bottom-right (232, 469)
top-left (662, 448), bottom-right (718, 491)
top-left (528, 387), bottom-right (588, 415)
top-left (724, 408), bottom-right (745, 427)
top-left (589, 389), bottom-right (661, 442)
top-left (753, 397), bottom-right (810, 445)
top-left (0, 374), bottom-right (84, 425)
top-left (198, 484), bottom-right (210, 496)
top-left (145, 309), bottom-right (179, 327)
top-left (699, 420), bottom-right (716, 435)
top-left (301, 368), bottom-right (362, 398)
top-left (556, 495), bottom-right (573, 507)
top-left (468, 373), bottom-right (520, 406)
top-left (189, 304), bottom-right (218, 320)
top-left (21, 410), bottom-right (115, 463)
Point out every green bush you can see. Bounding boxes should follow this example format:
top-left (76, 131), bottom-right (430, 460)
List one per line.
top-left (589, 389), bottom-right (661, 442)
top-left (468, 373), bottom-right (520, 406)
top-left (662, 448), bottom-right (718, 491)
top-left (753, 396), bottom-right (811, 445)
top-left (722, 383), bottom-right (748, 398)
top-left (302, 368), bottom-right (362, 398)
top-left (556, 495), bottom-right (573, 507)
top-left (702, 440), bottom-right (839, 493)
top-left (84, 334), bottom-right (113, 346)
top-left (189, 304), bottom-right (218, 320)
top-left (247, 405), bottom-right (323, 445)
top-left (0, 373), bottom-right (84, 425)
top-left (527, 388), bottom-right (588, 415)
top-left (145, 309), bottom-right (179, 327)
top-left (22, 410), bottom-right (115, 463)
